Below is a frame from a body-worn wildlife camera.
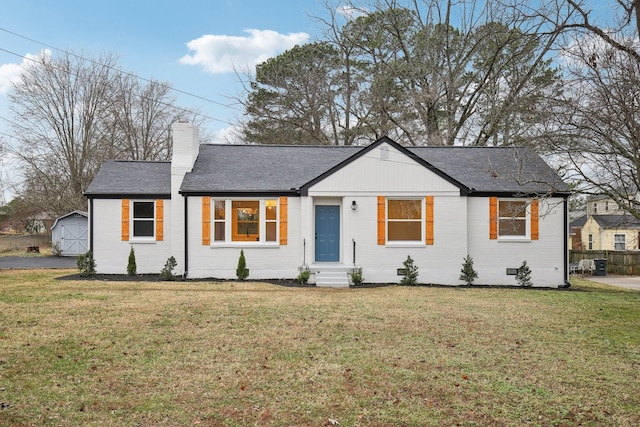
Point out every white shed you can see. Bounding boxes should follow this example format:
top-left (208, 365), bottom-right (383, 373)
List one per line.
top-left (51, 211), bottom-right (88, 256)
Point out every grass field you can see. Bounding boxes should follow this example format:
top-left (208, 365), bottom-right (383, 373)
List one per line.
top-left (0, 269), bottom-right (638, 426)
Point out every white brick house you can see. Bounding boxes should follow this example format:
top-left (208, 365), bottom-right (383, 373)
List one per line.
top-left (85, 122), bottom-right (571, 287)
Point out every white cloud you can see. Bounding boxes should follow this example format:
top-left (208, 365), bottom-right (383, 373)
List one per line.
top-left (0, 50), bottom-right (50, 95)
top-left (211, 124), bottom-right (244, 144)
top-left (0, 62), bottom-right (23, 95)
top-left (179, 29), bottom-right (310, 74)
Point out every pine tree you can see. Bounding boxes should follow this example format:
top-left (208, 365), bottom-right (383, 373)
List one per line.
top-left (236, 250), bottom-right (249, 280)
top-left (401, 255), bottom-right (419, 285)
top-left (127, 247), bottom-right (137, 276)
top-left (516, 260), bottom-right (532, 287)
top-left (459, 255), bottom-right (478, 285)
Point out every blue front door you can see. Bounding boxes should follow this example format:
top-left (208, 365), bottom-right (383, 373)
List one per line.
top-left (315, 205), bottom-right (340, 262)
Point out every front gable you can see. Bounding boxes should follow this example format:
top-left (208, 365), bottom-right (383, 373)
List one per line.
top-left (302, 137), bottom-right (467, 196)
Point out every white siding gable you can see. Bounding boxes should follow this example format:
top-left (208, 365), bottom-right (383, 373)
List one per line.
top-left (307, 142), bottom-right (460, 196)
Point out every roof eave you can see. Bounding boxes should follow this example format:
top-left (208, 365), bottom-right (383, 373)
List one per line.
top-left (84, 192), bottom-right (172, 199)
top-left (179, 189), bottom-right (300, 197)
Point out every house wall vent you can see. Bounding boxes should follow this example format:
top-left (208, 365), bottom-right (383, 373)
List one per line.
top-left (380, 145), bottom-right (389, 161)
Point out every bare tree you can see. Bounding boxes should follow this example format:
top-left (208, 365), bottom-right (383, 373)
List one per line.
top-left (109, 75), bottom-right (181, 160)
top-left (552, 0), bottom-right (640, 218)
top-left (8, 51), bottom-right (118, 215)
top-left (7, 51), bottom-right (198, 216)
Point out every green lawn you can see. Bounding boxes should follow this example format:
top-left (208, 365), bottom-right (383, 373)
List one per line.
top-left (0, 270), bottom-right (638, 426)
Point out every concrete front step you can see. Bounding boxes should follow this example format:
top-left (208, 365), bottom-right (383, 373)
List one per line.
top-left (309, 264), bottom-right (352, 288)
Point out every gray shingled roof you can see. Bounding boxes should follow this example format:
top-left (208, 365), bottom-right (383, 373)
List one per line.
top-left (592, 214), bottom-right (640, 229)
top-left (85, 160), bottom-right (171, 196)
top-left (180, 145), bottom-right (362, 194)
top-left (180, 143), bottom-right (568, 195)
top-left (409, 146), bottom-right (570, 194)
top-left (86, 140), bottom-right (569, 197)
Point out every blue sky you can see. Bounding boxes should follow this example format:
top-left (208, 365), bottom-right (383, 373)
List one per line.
top-left (0, 0), bottom-right (327, 137)
top-left (0, 0), bottom-right (620, 202)
top-left (0, 0), bottom-right (333, 201)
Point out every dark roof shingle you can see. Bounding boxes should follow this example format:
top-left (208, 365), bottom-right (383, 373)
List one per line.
top-left (86, 140), bottom-right (569, 197)
top-left (180, 145), bottom-right (361, 194)
top-left (85, 160), bottom-right (171, 196)
top-left (592, 214), bottom-right (640, 229)
top-left (409, 146), bottom-right (569, 194)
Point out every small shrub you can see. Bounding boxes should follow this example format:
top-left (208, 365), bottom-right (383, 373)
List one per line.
top-left (516, 260), bottom-right (532, 287)
top-left (77, 251), bottom-right (96, 277)
top-left (297, 269), bottom-right (310, 285)
top-left (160, 256), bottom-right (178, 281)
top-left (400, 255), bottom-right (419, 285)
top-left (127, 247), bottom-right (137, 276)
top-left (236, 250), bottom-right (249, 280)
top-left (350, 268), bottom-right (364, 286)
top-left (459, 254), bottom-right (478, 285)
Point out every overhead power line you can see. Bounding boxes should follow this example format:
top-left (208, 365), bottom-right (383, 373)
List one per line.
top-left (0, 26), bottom-right (244, 125)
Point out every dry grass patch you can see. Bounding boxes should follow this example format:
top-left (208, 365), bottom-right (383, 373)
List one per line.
top-left (0, 270), bottom-right (639, 426)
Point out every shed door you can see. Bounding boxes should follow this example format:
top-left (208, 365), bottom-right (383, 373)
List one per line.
top-left (315, 205), bottom-right (340, 262)
top-left (60, 216), bottom-right (88, 256)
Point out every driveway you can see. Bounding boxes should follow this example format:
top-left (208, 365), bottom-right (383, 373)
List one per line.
top-left (0, 256), bottom-right (77, 269)
top-left (586, 275), bottom-right (640, 291)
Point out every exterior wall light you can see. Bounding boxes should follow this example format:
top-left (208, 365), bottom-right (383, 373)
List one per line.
top-left (351, 200), bottom-right (357, 211)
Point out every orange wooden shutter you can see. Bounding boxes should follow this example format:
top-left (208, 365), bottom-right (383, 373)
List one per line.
top-left (425, 196), bottom-right (434, 245)
top-left (377, 196), bottom-right (385, 245)
top-left (530, 199), bottom-right (539, 240)
top-left (121, 199), bottom-right (130, 241)
top-left (489, 197), bottom-right (498, 240)
top-left (202, 197), bottom-right (211, 245)
top-left (155, 199), bottom-right (164, 241)
top-left (279, 196), bottom-right (288, 245)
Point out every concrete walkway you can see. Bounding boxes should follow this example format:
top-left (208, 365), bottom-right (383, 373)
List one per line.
top-left (584, 275), bottom-right (640, 291)
top-left (0, 256), bottom-right (77, 269)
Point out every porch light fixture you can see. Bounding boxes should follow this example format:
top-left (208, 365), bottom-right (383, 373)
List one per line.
top-left (351, 200), bottom-right (357, 211)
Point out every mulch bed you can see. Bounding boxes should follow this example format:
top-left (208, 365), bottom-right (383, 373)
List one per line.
top-left (56, 273), bottom-right (392, 288)
top-left (54, 273), bottom-right (572, 290)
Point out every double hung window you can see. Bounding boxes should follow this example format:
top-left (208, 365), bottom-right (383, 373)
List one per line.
top-left (121, 199), bottom-right (163, 242)
top-left (490, 197), bottom-right (538, 241)
top-left (132, 201), bottom-right (155, 238)
top-left (387, 199), bottom-right (423, 242)
top-left (614, 234), bottom-right (626, 251)
top-left (498, 200), bottom-right (527, 237)
top-left (377, 197), bottom-right (433, 245)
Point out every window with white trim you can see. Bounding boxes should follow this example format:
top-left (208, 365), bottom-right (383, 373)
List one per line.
top-left (387, 199), bottom-right (423, 242)
top-left (213, 200), bottom-right (225, 242)
top-left (212, 199), bottom-right (279, 243)
top-left (132, 201), bottom-right (155, 238)
top-left (588, 233), bottom-right (593, 250)
top-left (614, 234), bottom-right (626, 251)
top-left (498, 200), bottom-right (528, 237)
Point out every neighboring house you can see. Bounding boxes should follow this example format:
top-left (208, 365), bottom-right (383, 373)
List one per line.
top-left (51, 211), bottom-right (88, 256)
top-left (586, 193), bottom-right (640, 216)
top-left (85, 122), bottom-right (571, 287)
top-left (581, 214), bottom-right (640, 251)
top-left (569, 214), bottom-right (587, 250)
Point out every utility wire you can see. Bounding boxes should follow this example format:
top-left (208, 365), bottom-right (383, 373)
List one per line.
top-left (0, 46), bottom-right (238, 127)
top-left (0, 26), bottom-right (243, 112)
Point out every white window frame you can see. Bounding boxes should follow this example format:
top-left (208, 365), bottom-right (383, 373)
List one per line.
top-left (211, 199), bottom-right (279, 246)
top-left (131, 200), bottom-right (156, 242)
top-left (498, 199), bottom-right (530, 240)
top-left (588, 233), bottom-right (593, 250)
top-left (386, 198), bottom-right (425, 244)
top-left (614, 234), bottom-right (626, 251)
